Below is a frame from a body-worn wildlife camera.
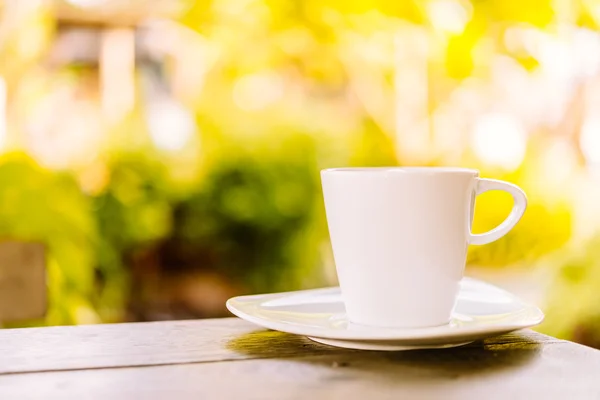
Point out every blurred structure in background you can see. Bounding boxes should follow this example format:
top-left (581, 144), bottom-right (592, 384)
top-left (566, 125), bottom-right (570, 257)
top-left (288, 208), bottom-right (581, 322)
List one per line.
top-left (0, 0), bottom-right (600, 347)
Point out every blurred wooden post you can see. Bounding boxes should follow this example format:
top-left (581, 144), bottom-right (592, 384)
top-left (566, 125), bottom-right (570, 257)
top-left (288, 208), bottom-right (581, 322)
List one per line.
top-left (0, 242), bottom-right (46, 323)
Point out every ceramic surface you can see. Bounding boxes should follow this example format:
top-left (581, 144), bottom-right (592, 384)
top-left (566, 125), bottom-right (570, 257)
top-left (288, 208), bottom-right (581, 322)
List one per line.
top-left (226, 278), bottom-right (544, 350)
top-left (320, 167), bottom-right (528, 328)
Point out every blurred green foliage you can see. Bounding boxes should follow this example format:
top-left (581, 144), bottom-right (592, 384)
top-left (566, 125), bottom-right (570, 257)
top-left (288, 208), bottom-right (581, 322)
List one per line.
top-left (541, 237), bottom-right (600, 348)
top-left (0, 0), bottom-right (598, 350)
top-left (0, 153), bottom-right (97, 326)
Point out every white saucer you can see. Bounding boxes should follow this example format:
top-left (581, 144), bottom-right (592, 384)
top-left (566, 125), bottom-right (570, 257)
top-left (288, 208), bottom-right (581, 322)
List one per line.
top-left (226, 278), bottom-right (544, 351)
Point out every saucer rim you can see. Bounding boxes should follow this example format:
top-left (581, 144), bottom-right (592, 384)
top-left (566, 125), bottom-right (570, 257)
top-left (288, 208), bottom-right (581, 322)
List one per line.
top-left (226, 278), bottom-right (545, 342)
top-left (307, 336), bottom-right (475, 351)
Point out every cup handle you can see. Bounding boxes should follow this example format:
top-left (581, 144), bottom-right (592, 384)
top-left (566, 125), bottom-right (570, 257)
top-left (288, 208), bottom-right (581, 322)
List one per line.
top-left (469, 178), bottom-right (527, 246)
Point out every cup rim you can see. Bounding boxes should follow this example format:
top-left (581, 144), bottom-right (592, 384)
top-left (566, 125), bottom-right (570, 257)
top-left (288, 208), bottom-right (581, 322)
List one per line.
top-left (321, 167), bottom-right (479, 175)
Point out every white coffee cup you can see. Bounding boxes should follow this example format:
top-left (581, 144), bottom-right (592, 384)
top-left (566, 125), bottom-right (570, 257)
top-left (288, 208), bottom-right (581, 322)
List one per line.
top-left (321, 167), bottom-right (527, 329)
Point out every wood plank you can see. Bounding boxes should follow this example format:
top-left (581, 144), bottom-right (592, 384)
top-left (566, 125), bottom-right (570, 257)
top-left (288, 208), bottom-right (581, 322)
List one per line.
top-left (0, 241), bottom-right (46, 323)
top-left (0, 327), bottom-right (598, 399)
top-left (0, 318), bottom-right (559, 375)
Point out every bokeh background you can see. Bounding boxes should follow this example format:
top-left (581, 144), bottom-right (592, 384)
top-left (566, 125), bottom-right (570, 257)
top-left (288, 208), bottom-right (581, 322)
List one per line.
top-left (1, 0), bottom-right (599, 347)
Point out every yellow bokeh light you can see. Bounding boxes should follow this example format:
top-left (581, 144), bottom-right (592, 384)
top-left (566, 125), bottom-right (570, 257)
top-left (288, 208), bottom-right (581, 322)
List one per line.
top-left (427, 0), bottom-right (472, 35)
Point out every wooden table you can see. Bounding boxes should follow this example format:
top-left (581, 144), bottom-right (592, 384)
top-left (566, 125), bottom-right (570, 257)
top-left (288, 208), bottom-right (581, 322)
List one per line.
top-left (0, 318), bottom-right (599, 399)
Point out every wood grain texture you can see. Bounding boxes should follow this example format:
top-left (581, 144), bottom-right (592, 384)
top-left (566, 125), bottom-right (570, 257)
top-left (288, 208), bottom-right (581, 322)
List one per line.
top-left (0, 318), bottom-right (600, 400)
top-left (0, 319), bottom-right (598, 399)
top-left (0, 318), bottom-right (558, 375)
top-left (0, 241), bottom-right (46, 323)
